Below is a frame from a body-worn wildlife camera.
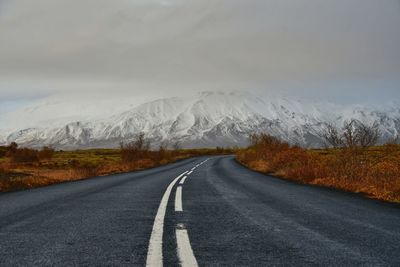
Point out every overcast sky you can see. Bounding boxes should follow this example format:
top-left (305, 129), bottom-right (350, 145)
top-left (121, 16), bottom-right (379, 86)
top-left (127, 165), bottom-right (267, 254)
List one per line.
top-left (0, 0), bottom-right (399, 108)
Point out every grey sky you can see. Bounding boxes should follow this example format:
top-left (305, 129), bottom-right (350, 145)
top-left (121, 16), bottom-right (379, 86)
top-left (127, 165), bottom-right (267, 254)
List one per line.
top-left (0, 0), bottom-right (399, 105)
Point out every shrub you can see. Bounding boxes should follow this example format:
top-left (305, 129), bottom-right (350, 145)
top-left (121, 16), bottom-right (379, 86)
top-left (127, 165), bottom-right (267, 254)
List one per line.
top-left (0, 147), bottom-right (6, 158)
top-left (5, 142), bottom-right (18, 156)
top-left (10, 148), bottom-right (39, 163)
top-left (320, 120), bottom-right (380, 149)
top-left (38, 146), bottom-right (55, 160)
top-left (120, 133), bottom-right (151, 164)
top-left (237, 133), bottom-right (400, 203)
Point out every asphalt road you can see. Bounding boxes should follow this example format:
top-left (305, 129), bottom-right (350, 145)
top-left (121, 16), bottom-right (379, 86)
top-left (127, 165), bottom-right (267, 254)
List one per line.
top-left (0, 156), bottom-right (399, 266)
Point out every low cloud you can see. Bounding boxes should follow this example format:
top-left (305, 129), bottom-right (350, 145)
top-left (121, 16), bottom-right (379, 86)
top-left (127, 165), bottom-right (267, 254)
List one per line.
top-left (0, 0), bottom-right (399, 104)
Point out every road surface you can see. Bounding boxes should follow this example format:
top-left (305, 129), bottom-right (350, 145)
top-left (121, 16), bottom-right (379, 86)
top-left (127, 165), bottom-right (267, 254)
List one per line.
top-left (0, 156), bottom-right (399, 266)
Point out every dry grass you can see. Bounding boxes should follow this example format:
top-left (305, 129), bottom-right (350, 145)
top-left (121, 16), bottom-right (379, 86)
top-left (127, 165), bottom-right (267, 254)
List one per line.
top-left (0, 146), bottom-right (233, 192)
top-left (236, 134), bottom-right (400, 203)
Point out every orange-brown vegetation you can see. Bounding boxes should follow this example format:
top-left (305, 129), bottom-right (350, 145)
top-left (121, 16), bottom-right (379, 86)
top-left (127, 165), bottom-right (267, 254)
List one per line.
top-left (0, 135), bottom-right (233, 192)
top-left (236, 131), bottom-right (400, 203)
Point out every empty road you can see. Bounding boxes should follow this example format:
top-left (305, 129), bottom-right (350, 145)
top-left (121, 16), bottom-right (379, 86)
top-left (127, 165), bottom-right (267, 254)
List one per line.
top-left (0, 156), bottom-right (399, 266)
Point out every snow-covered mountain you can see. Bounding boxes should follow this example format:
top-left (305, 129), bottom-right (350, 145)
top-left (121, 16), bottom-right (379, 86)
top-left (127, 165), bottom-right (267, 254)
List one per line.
top-left (1, 91), bottom-right (399, 149)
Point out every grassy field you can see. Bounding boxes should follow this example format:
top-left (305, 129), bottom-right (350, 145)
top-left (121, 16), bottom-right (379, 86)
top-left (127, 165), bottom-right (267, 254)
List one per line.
top-left (0, 146), bottom-right (232, 192)
top-left (236, 134), bottom-right (400, 203)
top-left (2, 136), bottom-right (399, 203)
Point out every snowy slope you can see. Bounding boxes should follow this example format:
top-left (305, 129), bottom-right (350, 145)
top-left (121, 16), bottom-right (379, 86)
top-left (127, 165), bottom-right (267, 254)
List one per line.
top-left (1, 91), bottom-right (399, 149)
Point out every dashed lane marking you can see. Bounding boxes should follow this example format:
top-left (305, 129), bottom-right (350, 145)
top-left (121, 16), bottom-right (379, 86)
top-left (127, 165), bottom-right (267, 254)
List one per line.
top-left (175, 186), bottom-right (183, 212)
top-left (179, 176), bottom-right (188, 185)
top-left (176, 226), bottom-right (199, 267)
top-left (146, 171), bottom-right (188, 267)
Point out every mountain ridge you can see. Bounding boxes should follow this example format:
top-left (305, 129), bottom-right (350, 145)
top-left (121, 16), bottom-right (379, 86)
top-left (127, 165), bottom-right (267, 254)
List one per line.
top-left (1, 91), bottom-right (399, 149)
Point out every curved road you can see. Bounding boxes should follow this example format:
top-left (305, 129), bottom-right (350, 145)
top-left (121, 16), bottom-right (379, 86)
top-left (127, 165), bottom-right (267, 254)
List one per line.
top-left (0, 156), bottom-right (399, 266)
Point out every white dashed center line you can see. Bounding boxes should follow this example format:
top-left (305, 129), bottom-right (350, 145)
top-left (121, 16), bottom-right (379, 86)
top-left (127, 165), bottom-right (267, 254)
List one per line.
top-left (175, 186), bottom-right (183, 212)
top-left (146, 171), bottom-right (188, 267)
top-left (147, 159), bottom-right (209, 266)
top-left (176, 226), bottom-right (199, 267)
top-left (179, 176), bottom-right (188, 185)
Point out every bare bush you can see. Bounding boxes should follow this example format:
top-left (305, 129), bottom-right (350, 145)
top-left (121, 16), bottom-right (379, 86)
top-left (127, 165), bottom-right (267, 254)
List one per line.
top-left (5, 142), bottom-right (18, 156)
top-left (249, 133), bottom-right (286, 149)
top-left (321, 120), bottom-right (380, 149)
top-left (343, 120), bottom-right (358, 148)
top-left (355, 121), bottom-right (380, 148)
top-left (120, 133), bottom-right (151, 164)
top-left (10, 148), bottom-right (39, 163)
top-left (5, 143), bottom-right (55, 163)
top-left (320, 123), bottom-right (343, 148)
